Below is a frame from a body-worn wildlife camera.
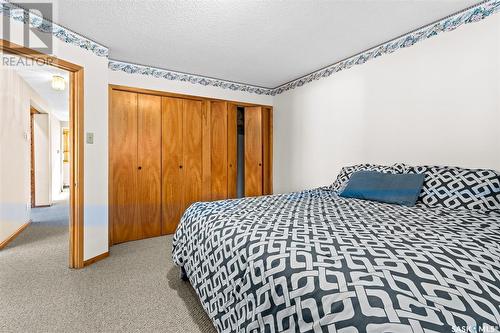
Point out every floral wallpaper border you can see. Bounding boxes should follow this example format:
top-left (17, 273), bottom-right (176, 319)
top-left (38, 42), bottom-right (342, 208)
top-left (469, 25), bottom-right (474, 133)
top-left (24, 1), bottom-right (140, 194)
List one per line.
top-left (0, 1), bottom-right (109, 57)
top-left (272, 0), bottom-right (500, 95)
top-left (108, 60), bottom-right (275, 95)
top-left (3, 0), bottom-right (500, 95)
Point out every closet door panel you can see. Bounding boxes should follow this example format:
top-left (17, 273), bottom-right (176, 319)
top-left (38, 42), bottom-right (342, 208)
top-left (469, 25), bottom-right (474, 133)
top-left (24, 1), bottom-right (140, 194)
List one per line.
top-left (110, 90), bottom-right (138, 244)
top-left (137, 93), bottom-right (162, 238)
top-left (183, 99), bottom-right (203, 210)
top-left (262, 107), bottom-right (273, 195)
top-left (227, 104), bottom-right (237, 198)
top-left (210, 101), bottom-right (228, 200)
top-left (244, 106), bottom-right (263, 197)
top-left (201, 102), bottom-right (212, 201)
top-left (162, 97), bottom-right (184, 235)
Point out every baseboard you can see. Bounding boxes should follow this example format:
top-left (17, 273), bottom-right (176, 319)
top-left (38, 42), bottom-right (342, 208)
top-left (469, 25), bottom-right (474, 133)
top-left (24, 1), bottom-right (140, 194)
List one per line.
top-left (83, 251), bottom-right (109, 267)
top-left (32, 204), bottom-right (51, 208)
top-left (0, 220), bottom-right (31, 250)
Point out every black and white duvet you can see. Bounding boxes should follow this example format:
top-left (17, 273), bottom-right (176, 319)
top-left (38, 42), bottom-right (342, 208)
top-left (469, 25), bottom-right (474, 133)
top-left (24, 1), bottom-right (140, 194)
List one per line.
top-left (172, 188), bottom-right (500, 333)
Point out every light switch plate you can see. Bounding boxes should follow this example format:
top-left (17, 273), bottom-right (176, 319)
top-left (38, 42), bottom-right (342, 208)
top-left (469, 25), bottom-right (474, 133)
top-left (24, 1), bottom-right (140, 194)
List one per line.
top-left (86, 132), bottom-right (94, 144)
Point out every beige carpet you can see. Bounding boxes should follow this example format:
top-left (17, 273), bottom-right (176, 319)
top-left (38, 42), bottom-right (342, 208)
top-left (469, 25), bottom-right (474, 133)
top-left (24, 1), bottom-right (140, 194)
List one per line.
top-left (0, 202), bottom-right (217, 333)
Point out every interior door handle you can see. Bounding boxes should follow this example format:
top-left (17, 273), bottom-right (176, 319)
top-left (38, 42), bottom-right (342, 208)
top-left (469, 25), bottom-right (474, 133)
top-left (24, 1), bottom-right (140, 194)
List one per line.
top-left (179, 165), bottom-right (183, 169)
top-left (138, 166), bottom-right (142, 170)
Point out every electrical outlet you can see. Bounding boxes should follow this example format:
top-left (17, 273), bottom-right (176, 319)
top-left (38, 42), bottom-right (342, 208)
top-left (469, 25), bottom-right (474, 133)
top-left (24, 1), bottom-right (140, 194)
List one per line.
top-left (86, 132), bottom-right (94, 144)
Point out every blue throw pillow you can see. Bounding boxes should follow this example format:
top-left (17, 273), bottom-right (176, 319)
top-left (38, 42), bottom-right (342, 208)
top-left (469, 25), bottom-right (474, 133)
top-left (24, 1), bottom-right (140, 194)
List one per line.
top-left (340, 171), bottom-right (425, 207)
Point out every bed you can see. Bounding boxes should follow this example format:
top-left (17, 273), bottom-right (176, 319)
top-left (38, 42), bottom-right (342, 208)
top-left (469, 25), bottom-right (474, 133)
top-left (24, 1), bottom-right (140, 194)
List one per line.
top-left (172, 164), bottom-right (500, 333)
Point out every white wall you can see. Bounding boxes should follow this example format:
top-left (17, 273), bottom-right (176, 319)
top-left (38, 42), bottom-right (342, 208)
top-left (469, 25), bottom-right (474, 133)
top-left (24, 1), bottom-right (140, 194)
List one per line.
top-left (0, 67), bottom-right (31, 241)
top-left (108, 70), bottom-right (274, 106)
top-left (0, 67), bottom-right (56, 241)
top-left (1, 19), bottom-right (109, 260)
top-left (33, 113), bottom-right (51, 206)
top-left (273, 14), bottom-right (500, 194)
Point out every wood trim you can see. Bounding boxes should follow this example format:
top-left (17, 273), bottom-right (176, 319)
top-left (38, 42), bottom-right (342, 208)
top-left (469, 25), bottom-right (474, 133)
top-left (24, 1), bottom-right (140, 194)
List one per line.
top-left (30, 111), bottom-right (36, 208)
top-left (0, 221), bottom-right (31, 250)
top-left (30, 107), bottom-right (41, 114)
top-left (0, 39), bottom-right (82, 72)
top-left (1, 39), bottom-right (85, 269)
top-left (30, 106), bottom-right (42, 208)
top-left (108, 86), bottom-right (114, 246)
top-left (227, 104), bottom-right (238, 198)
top-left (269, 108), bottom-right (273, 194)
top-left (69, 69), bottom-right (85, 268)
top-left (264, 107), bottom-right (273, 194)
top-left (109, 84), bottom-right (273, 108)
top-left (83, 251), bottom-right (109, 267)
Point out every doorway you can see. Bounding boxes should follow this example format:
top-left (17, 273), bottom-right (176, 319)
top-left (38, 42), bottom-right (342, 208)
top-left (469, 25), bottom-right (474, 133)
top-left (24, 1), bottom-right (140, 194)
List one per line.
top-left (0, 39), bottom-right (85, 268)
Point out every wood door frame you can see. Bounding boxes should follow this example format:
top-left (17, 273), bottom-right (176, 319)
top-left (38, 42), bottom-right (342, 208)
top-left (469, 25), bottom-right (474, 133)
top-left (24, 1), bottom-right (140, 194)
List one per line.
top-left (30, 106), bottom-right (40, 208)
top-left (1, 39), bottom-right (85, 268)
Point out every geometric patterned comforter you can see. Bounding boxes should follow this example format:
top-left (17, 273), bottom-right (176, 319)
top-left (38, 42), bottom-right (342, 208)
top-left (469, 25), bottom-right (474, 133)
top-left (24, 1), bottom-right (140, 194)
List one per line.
top-left (172, 188), bottom-right (500, 333)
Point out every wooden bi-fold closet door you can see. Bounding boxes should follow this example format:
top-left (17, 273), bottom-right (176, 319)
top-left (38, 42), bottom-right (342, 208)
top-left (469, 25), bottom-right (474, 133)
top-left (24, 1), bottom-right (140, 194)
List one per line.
top-left (182, 99), bottom-right (203, 218)
top-left (109, 90), bottom-right (162, 244)
top-left (137, 94), bottom-right (162, 238)
top-left (161, 96), bottom-right (203, 234)
top-left (244, 106), bottom-right (263, 197)
top-left (210, 101), bottom-right (228, 200)
top-left (244, 106), bottom-right (272, 197)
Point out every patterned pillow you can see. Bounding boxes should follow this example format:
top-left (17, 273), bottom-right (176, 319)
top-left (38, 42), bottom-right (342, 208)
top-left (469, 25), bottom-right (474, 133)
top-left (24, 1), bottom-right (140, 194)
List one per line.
top-left (331, 163), bottom-right (406, 193)
top-left (408, 165), bottom-right (500, 211)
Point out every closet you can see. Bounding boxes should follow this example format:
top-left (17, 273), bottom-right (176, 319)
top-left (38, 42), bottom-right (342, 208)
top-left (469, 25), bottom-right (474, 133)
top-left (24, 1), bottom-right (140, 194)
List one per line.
top-left (109, 86), bottom-right (272, 244)
top-left (224, 106), bottom-right (273, 198)
top-left (109, 90), bottom-right (162, 244)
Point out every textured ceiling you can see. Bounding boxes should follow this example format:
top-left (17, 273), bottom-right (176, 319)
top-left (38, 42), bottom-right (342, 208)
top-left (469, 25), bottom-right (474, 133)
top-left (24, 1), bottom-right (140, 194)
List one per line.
top-left (47, 0), bottom-right (481, 88)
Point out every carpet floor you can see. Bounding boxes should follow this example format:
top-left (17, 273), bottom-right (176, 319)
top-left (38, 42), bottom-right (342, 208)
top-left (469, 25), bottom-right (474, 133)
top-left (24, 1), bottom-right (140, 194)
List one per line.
top-left (0, 201), bottom-right (217, 333)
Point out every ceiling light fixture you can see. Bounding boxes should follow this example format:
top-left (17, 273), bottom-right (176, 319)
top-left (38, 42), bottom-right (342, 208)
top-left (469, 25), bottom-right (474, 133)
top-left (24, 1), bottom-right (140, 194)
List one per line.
top-left (51, 75), bottom-right (65, 91)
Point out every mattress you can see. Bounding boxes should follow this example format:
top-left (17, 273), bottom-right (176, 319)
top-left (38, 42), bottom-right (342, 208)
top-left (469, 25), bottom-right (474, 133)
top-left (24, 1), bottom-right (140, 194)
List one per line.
top-left (172, 187), bottom-right (500, 333)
